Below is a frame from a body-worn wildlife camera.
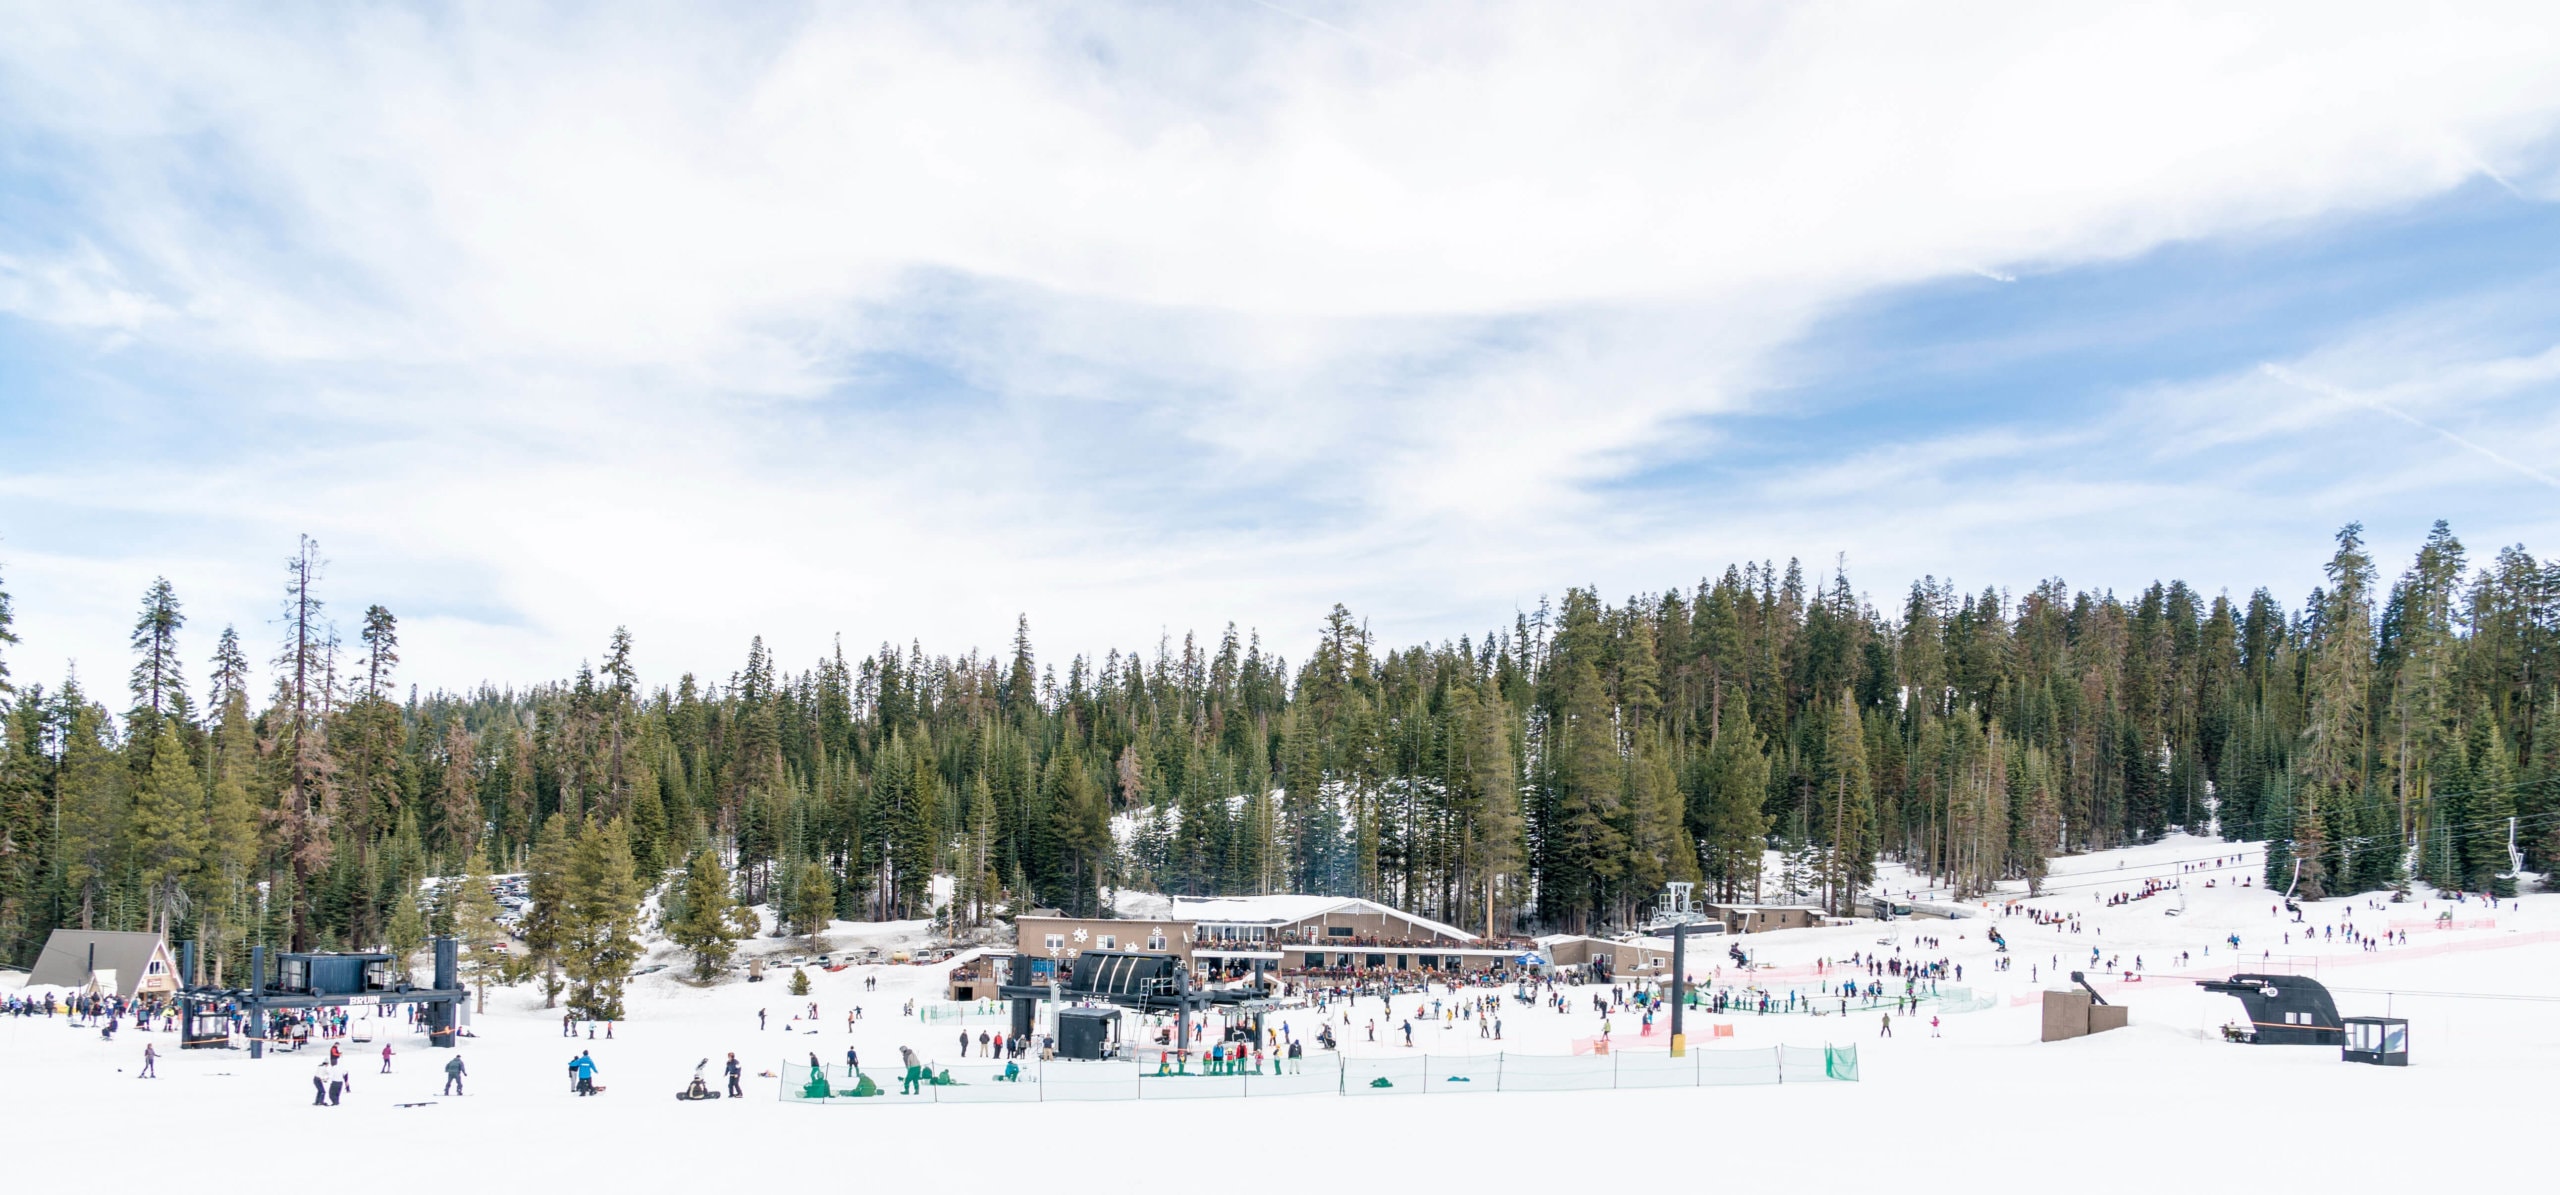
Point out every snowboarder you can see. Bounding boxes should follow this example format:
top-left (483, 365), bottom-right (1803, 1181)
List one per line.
top-left (725, 1053), bottom-right (743, 1098)
top-left (758, 1008), bottom-right (767, 1031)
top-left (313, 1059), bottom-right (334, 1105)
top-left (572, 1051), bottom-right (599, 1095)
top-left (1879, 1013), bottom-right (1892, 1038)
top-left (899, 1045), bottom-right (923, 1094)
top-left (443, 1054), bottom-right (467, 1095)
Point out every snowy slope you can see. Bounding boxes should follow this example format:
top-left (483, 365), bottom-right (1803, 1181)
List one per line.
top-left (7, 835), bottom-right (2557, 1191)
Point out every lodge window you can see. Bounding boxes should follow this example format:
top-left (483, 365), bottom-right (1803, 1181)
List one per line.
top-left (1327, 927), bottom-right (1352, 938)
top-left (1099, 936), bottom-right (1117, 950)
top-left (1044, 935), bottom-right (1064, 950)
top-left (1148, 932), bottom-right (1167, 950)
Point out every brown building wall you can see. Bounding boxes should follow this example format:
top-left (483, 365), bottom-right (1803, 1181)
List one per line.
top-left (1015, 916), bottom-right (1192, 965)
top-left (1701, 905), bottom-right (1823, 934)
top-left (1543, 937), bottom-right (1672, 974)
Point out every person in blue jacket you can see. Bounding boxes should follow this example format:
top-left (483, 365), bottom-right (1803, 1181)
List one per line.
top-left (573, 1050), bottom-right (599, 1096)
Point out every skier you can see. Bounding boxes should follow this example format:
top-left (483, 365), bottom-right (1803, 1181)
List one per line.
top-left (313, 1058), bottom-right (334, 1106)
top-left (443, 1054), bottom-right (467, 1096)
top-left (758, 1008), bottom-right (767, 1031)
top-left (381, 1041), bottom-right (396, 1073)
top-left (139, 1042), bottom-right (157, 1079)
top-left (898, 1045), bottom-right (923, 1095)
top-left (1879, 1013), bottom-right (1892, 1038)
top-left (725, 1053), bottom-right (744, 1098)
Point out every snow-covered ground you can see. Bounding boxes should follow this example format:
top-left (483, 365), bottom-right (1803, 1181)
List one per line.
top-left (7, 834), bottom-right (2555, 1189)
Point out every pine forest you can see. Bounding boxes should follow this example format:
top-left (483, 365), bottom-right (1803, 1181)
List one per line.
top-left (3, 521), bottom-right (2556, 980)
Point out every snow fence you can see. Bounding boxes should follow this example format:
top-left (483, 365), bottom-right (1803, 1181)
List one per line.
top-left (779, 1045), bottom-right (1857, 1105)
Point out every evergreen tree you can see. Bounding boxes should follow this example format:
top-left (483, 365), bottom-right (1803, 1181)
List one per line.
top-left (127, 724), bottom-right (206, 934)
top-left (958, 771), bottom-right (997, 927)
top-left (521, 812), bottom-right (574, 1007)
top-left (385, 882), bottom-right (428, 972)
top-left (0, 562), bottom-right (15, 701)
top-left (790, 858), bottom-right (834, 949)
top-left (665, 847), bottom-right (754, 981)
top-left (1818, 689), bottom-right (1874, 914)
top-left (445, 856), bottom-right (506, 1012)
top-left (54, 686), bottom-right (128, 930)
top-left (1044, 747), bottom-right (1108, 915)
top-left (127, 577), bottom-right (187, 727)
top-left (2295, 524), bottom-right (2377, 899)
top-left (2460, 714), bottom-right (2517, 892)
top-left (562, 818), bottom-right (643, 1021)
top-left (191, 692), bottom-right (263, 973)
top-left (1693, 693), bottom-right (1772, 901)
top-left (435, 718), bottom-right (481, 860)
top-left (270, 536), bottom-right (339, 947)
top-left (206, 624), bottom-right (249, 711)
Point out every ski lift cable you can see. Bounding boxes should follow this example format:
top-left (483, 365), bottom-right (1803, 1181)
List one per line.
top-left (2320, 985), bottom-right (2560, 1004)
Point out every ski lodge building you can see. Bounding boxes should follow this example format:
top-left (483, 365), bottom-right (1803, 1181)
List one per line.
top-left (26, 930), bottom-right (183, 998)
top-left (1014, 895), bottom-right (1534, 979)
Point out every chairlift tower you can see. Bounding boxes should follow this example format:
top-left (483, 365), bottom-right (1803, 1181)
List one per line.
top-left (1650, 879), bottom-right (1716, 1058)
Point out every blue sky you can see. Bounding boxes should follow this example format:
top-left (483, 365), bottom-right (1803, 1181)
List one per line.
top-left (3, 4), bottom-right (2559, 696)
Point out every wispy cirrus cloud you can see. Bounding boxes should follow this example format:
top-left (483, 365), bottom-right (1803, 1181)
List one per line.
top-left (2, 2), bottom-right (2559, 693)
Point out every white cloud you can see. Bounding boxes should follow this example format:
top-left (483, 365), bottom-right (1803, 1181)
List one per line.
top-left (4, 2), bottom-right (2560, 692)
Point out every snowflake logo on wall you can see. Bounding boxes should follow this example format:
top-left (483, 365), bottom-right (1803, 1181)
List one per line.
top-left (1073, 929), bottom-right (1089, 943)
